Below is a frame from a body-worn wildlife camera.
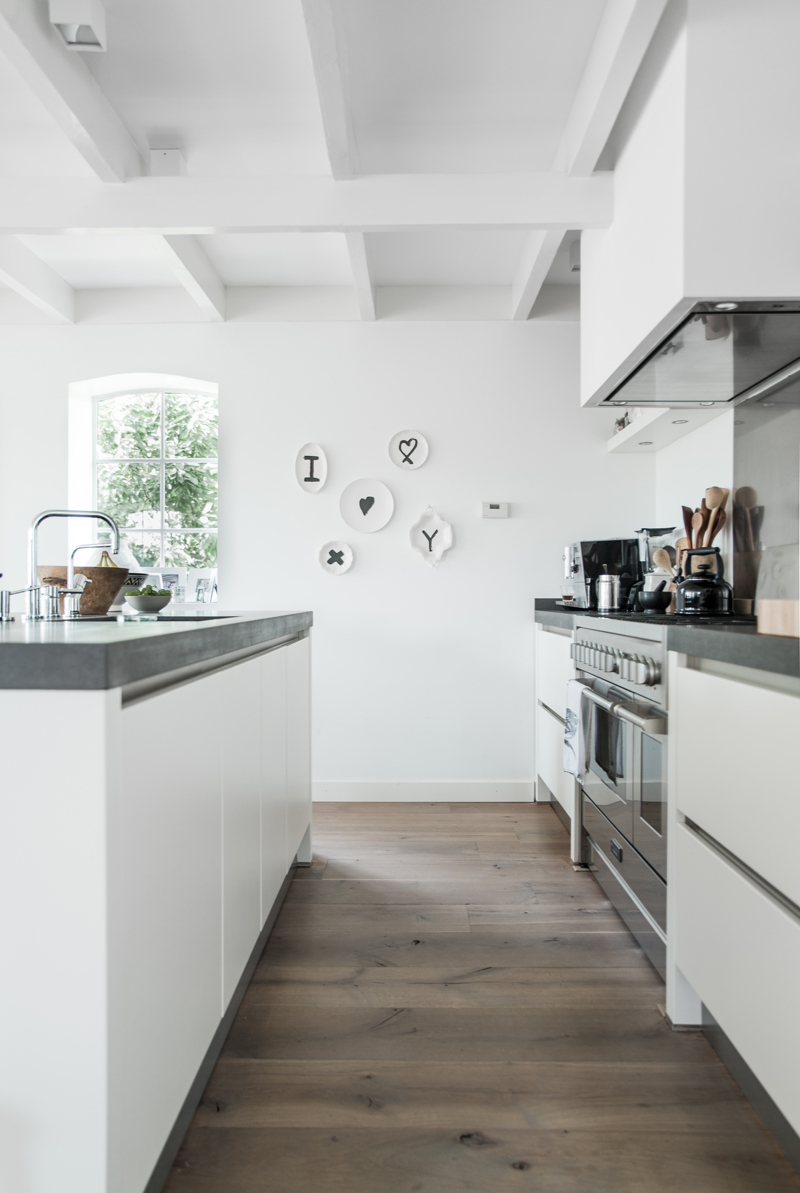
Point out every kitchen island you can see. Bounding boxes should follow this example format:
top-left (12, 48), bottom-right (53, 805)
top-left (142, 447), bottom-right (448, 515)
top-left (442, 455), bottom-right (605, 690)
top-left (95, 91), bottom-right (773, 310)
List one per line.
top-left (0, 609), bottom-right (312, 1193)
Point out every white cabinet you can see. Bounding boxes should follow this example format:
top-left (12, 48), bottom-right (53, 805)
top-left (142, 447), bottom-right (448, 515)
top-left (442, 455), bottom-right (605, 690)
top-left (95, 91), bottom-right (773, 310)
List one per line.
top-left (534, 622), bottom-right (578, 859)
top-left (112, 671), bottom-right (226, 1193)
top-left (675, 823), bottom-right (800, 1136)
top-left (535, 623), bottom-right (573, 720)
top-left (0, 628), bottom-right (311, 1193)
top-left (261, 645), bottom-right (288, 919)
top-left (220, 657), bottom-right (264, 1010)
top-left (286, 635), bottom-right (311, 864)
top-left (536, 702), bottom-right (574, 814)
top-left (534, 623), bottom-right (574, 808)
top-left (674, 663), bottom-right (800, 907)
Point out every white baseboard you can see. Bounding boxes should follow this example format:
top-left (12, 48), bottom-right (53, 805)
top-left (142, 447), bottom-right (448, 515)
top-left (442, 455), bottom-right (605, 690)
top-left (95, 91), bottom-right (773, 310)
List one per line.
top-left (312, 781), bottom-right (534, 803)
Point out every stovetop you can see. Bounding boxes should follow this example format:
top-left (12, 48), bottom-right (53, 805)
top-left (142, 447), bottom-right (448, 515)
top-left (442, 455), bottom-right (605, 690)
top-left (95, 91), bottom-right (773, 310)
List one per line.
top-left (562, 605), bottom-right (757, 628)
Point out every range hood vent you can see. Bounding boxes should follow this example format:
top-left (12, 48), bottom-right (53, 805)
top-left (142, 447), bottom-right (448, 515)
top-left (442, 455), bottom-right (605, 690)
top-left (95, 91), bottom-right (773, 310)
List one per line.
top-left (603, 302), bottom-right (800, 408)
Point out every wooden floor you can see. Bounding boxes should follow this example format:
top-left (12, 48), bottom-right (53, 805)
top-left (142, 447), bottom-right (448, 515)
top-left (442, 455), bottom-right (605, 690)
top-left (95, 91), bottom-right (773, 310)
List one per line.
top-left (164, 802), bottom-right (800, 1192)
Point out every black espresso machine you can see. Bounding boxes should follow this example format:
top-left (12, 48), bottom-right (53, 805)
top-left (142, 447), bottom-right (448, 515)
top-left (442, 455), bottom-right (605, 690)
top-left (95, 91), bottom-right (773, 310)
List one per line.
top-left (563, 539), bottom-right (644, 609)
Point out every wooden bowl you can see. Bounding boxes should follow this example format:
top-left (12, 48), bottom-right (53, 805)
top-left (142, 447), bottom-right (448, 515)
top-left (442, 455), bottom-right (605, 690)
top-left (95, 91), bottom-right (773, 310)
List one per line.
top-left (38, 565), bottom-right (130, 615)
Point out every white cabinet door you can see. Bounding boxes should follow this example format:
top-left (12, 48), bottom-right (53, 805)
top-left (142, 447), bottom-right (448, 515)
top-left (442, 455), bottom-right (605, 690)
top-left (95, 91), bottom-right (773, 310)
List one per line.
top-left (536, 703), bottom-right (579, 860)
top-left (675, 824), bottom-right (800, 1136)
top-left (113, 671), bottom-right (224, 1193)
top-left (220, 657), bottom-right (263, 1010)
top-left (261, 646), bottom-right (288, 921)
top-left (286, 635), bottom-right (311, 865)
top-left (535, 624), bottom-right (573, 720)
top-left (674, 664), bottom-right (800, 906)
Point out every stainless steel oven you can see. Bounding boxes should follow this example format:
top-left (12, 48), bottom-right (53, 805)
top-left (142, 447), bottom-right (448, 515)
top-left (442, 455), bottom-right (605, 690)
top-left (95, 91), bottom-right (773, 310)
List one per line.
top-left (572, 619), bottom-right (669, 977)
top-left (580, 678), bottom-right (667, 878)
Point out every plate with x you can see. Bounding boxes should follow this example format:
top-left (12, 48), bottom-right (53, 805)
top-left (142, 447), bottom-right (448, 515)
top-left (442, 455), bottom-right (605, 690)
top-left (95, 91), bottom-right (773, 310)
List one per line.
top-left (319, 540), bottom-right (354, 575)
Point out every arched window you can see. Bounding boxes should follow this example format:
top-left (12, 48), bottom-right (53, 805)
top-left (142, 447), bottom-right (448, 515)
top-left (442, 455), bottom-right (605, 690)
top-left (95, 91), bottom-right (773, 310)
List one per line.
top-left (94, 387), bottom-right (218, 571)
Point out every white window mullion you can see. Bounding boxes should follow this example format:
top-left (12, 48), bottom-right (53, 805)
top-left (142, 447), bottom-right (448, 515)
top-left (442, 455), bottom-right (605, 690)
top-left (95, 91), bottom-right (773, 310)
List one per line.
top-left (160, 390), bottom-right (166, 569)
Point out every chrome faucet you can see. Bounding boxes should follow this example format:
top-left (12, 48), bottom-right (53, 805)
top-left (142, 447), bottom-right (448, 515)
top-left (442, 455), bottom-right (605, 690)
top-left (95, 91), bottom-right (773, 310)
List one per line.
top-left (68, 542), bottom-right (110, 589)
top-left (26, 510), bottom-right (121, 620)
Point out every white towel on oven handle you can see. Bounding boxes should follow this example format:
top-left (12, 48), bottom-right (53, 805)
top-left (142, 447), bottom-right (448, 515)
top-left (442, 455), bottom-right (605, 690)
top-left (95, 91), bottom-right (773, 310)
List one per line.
top-left (563, 679), bottom-right (588, 779)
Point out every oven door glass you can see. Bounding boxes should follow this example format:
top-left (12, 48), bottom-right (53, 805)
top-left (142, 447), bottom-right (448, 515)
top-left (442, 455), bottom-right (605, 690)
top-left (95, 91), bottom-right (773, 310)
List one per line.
top-left (582, 693), bottom-right (634, 841)
top-left (633, 730), bottom-right (667, 879)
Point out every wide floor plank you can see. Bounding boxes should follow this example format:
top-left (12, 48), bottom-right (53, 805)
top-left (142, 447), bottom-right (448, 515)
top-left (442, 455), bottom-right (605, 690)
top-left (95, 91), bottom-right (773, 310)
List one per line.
top-left (163, 802), bottom-right (800, 1193)
top-left (193, 1057), bottom-right (760, 1133)
top-left (165, 1127), bottom-right (799, 1193)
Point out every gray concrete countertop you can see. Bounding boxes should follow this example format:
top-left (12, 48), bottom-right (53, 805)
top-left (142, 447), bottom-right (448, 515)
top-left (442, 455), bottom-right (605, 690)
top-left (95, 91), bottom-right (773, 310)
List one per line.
top-left (0, 608), bottom-right (313, 690)
top-left (534, 598), bottom-right (799, 679)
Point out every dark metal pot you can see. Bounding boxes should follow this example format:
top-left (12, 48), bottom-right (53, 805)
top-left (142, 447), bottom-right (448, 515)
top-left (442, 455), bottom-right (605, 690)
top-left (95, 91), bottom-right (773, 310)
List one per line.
top-left (674, 547), bottom-right (733, 615)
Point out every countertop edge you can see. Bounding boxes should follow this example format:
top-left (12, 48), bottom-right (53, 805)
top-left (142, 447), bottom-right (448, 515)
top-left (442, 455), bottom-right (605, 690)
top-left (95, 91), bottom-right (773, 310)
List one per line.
top-left (0, 610), bottom-right (313, 690)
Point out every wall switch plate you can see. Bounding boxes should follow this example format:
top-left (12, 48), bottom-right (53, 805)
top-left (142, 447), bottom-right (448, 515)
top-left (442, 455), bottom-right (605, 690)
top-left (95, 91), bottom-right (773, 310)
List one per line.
top-left (482, 502), bottom-right (509, 518)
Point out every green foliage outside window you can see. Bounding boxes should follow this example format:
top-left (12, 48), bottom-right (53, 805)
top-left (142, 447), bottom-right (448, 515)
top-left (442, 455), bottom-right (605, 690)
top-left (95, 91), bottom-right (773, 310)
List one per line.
top-left (96, 391), bottom-right (218, 569)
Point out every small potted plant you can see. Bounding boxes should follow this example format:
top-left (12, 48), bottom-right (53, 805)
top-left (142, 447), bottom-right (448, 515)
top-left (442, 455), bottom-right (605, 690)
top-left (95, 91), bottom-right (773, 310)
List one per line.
top-left (124, 584), bottom-right (173, 613)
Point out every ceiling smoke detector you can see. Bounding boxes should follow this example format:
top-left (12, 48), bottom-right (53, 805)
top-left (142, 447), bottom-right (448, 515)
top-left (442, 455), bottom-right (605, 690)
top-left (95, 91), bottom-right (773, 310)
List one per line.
top-left (49, 0), bottom-right (107, 50)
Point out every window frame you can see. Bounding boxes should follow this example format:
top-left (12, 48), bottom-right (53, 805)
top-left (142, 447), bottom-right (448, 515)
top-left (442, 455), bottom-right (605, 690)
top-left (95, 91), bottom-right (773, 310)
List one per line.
top-left (92, 387), bottom-right (218, 570)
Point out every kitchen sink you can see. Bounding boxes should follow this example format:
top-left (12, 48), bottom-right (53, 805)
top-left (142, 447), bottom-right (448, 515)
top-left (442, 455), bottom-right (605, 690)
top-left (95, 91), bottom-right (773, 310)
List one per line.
top-left (143, 615), bottom-right (235, 621)
top-left (61, 613), bottom-right (236, 622)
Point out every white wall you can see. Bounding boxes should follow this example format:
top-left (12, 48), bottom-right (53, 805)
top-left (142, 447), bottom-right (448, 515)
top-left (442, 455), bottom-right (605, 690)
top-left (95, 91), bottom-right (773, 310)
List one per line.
top-left (0, 321), bottom-right (653, 798)
top-left (655, 410), bottom-right (734, 572)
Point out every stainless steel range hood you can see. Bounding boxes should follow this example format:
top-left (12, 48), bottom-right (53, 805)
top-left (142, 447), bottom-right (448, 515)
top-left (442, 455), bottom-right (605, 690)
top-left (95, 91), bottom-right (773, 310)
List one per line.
top-left (600, 302), bottom-right (800, 408)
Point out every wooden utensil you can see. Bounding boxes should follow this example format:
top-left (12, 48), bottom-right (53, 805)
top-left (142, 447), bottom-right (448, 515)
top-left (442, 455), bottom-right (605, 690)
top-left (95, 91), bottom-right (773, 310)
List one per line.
top-left (698, 504), bottom-right (711, 546)
top-left (682, 506), bottom-right (694, 543)
top-left (652, 548), bottom-right (675, 576)
top-left (707, 507), bottom-right (727, 546)
top-left (703, 486), bottom-right (727, 546)
top-left (691, 510), bottom-right (704, 548)
top-left (750, 505), bottom-right (765, 549)
top-left (674, 536), bottom-right (691, 573)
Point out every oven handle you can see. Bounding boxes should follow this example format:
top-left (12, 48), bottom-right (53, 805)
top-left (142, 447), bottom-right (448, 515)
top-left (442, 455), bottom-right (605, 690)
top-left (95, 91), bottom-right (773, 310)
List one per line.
top-left (577, 682), bottom-right (667, 736)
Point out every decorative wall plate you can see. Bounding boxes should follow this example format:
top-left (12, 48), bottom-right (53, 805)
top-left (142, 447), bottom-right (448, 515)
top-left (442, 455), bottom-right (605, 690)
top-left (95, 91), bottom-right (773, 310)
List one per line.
top-left (295, 442), bottom-right (327, 492)
top-left (389, 429), bottom-right (429, 470)
top-left (410, 506), bottom-right (453, 567)
top-left (340, 478), bottom-right (394, 533)
top-left (319, 541), bottom-right (353, 574)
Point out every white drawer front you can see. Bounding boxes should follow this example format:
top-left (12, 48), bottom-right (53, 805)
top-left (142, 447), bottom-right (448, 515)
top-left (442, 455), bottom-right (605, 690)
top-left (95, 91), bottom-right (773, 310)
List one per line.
top-left (535, 625), bottom-right (573, 721)
top-left (536, 702), bottom-right (576, 817)
top-left (675, 824), bottom-right (800, 1136)
top-left (674, 664), bottom-right (800, 906)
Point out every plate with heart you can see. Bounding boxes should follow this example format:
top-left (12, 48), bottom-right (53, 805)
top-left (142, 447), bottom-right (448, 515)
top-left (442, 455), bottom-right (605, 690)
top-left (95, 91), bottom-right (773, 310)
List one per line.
top-left (389, 429), bottom-right (429, 470)
top-left (340, 478), bottom-right (394, 533)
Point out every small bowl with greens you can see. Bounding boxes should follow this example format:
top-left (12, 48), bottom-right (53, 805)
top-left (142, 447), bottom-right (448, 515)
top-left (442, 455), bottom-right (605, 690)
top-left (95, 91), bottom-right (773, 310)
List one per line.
top-left (124, 585), bottom-right (173, 613)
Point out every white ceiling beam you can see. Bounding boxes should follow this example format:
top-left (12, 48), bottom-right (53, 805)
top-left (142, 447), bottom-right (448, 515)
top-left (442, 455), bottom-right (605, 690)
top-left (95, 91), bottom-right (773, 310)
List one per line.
top-left (510, 229), bottom-right (566, 321)
top-left (507, 0), bottom-right (666, 317)
top-left (555, 0), bottom-right (669, 176)
top-left (0, 172), bottom-right (613, 234)
top-left (0, 235), bottom-right (74, 322)
top-left (150, 235), bottom-right (226, 321)
top-left (300, 0), bottom-right (358, 180)
top-left (0, 0), bottom-right (143, 182)
top-left (344, 232), bottom-right (374, 320)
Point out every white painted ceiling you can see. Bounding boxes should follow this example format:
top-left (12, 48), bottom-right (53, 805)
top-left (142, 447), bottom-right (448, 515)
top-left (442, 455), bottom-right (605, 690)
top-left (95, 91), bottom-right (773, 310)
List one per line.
top-left (341, 0), bottom-right (606, 174)
top-left (0, 0), bottom-right (655, 320)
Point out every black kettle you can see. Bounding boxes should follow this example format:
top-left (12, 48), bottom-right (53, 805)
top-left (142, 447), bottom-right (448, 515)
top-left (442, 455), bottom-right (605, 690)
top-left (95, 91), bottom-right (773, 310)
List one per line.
top-left (674, 547), bottom-right (733, 615)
